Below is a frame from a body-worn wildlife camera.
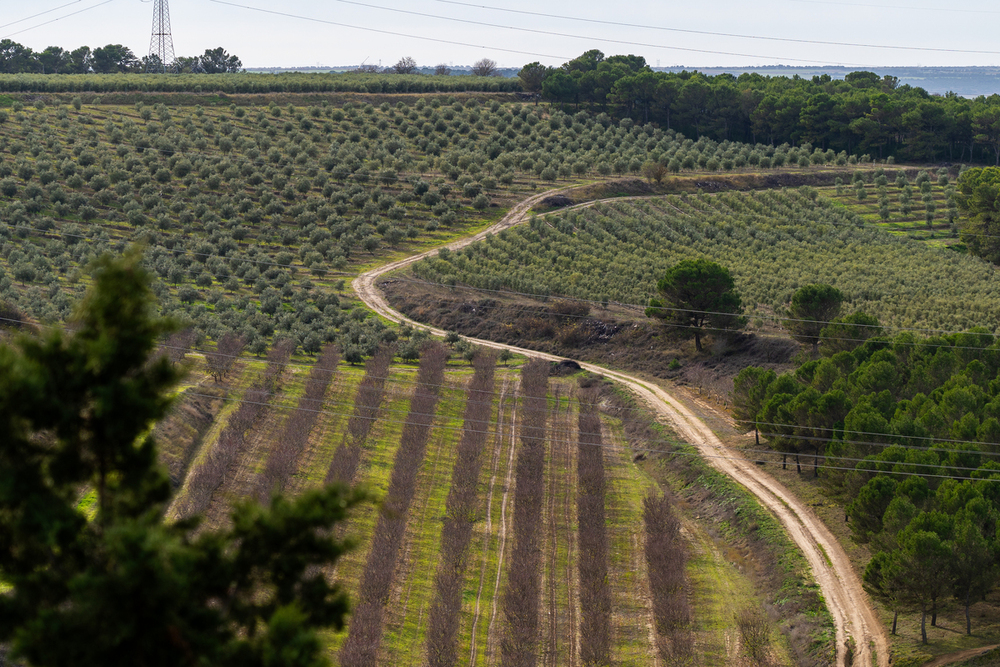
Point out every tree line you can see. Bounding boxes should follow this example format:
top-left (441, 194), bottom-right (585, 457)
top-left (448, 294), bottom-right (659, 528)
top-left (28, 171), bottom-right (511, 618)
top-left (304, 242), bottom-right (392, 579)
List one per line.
top-left (376, 56), bottom-right (502, 78)
top-left (519, 49), bottom-right (1000, 164)
top-left (0, 39), bottom-right (242, 74)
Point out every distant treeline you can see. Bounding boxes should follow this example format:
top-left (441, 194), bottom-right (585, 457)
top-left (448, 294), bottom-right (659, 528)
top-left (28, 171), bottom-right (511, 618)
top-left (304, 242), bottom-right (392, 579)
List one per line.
top-left (520, 50), bottom-right (1000, 164)
top-left (0, 39), bottom-right (242, 74)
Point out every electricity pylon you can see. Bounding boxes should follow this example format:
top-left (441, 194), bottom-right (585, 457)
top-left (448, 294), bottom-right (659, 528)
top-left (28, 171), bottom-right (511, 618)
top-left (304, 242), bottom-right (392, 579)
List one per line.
top-left (147, 0), bottom-right (176, 73)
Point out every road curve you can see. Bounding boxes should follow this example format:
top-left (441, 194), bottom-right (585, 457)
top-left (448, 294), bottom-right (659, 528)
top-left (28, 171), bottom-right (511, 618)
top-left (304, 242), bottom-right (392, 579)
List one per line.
top-left (353, 187), bottom-right (890, 667)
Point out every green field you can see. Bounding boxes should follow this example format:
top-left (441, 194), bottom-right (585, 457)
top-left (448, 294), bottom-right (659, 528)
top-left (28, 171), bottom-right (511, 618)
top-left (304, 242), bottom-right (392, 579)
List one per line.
top-left (818, 168), bottom-right (961, 247)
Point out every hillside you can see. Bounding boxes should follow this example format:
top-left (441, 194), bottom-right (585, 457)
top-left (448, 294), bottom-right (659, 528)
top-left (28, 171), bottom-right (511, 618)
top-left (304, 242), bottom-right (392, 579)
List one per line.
top-left (0, 93), bottom-right (846, 353)
top-left (3, 88), bottom-right (998, 667)
top-left (409, 189), bottom-right (1000, 334)
top-left (144, 336), bottom-right (835, 666)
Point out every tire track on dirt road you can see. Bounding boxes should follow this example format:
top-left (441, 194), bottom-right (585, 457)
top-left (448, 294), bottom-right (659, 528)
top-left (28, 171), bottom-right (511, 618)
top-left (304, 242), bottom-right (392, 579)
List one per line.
top-left (354, 185), bottom-right (890, 667)
top-left (477, 377), bottom-right (518, 667)
top-left (466, 376), bottom-right (511, 667)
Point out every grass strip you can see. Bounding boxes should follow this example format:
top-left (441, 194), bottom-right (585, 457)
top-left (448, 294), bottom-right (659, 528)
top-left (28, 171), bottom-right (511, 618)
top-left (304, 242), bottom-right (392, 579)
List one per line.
top-left (339, 343), bottom-right (449, 667)
top-left (576, 386), bottom-right (612, 665)
top-left (174, 338), bottom-right (294, 518)
top-left (644, 492), bottom-right (694, 661)
top-left (424, 351), bottom-right (498, 667)
top-left (254, 344), bottom-right (340, 501)
top-left (325, 345), bottom-right (395, 486)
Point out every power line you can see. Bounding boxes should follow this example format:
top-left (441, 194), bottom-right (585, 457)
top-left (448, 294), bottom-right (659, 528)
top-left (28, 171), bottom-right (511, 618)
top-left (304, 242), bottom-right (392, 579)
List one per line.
top-left (3, 114), bottom-right (997, 349)
top-left (6, 176), bottom-right (986, 330)
top-left (391, 275), bottom-right (1000, 346)
top-left (324, 0), bottom-right (871, 66)
top-left (430, 0), bottom-right (1000, 55)
top-left (0, 0), bottom-right (85, 31)
top-left (2, 80), bottom-right (996, 491)
top-left (186, 360), bottom-right (1000, 462)
top-left (3, 229), bottom-right (980, 357)
top-left (156, 348), bottom-right (1000, 462)
top-left (754, 420), bottom-right (998, 446)
top-left (5, 308), bottom-right (997, 457)
top-left (10, 305), bottom-right (1000, 458)
top-left (207, 0), bottom-right (568, 61)
top-left (789, 0), bottom-right (1000, 14)
top-left (174, 384), bottom-right (1000, 468)
top-left (155, 338), bottom-right (1000, 461)
top-left (210, 0), bottom-right (868, 67)
top-left (756, 431), bottom-right (1000, 463)
top-left (7, 188), bottom-right (988, 331)
top-left (6, 226), bottom-right (997, 354)
top-left (7, 310), bottom-right (1000, 468)
top-left (2, 0), bottom-right (116, 39)
top-left (155, 340), bottom-right (1000, 457)
top-left (174, 387), bottom-right (1000, 482)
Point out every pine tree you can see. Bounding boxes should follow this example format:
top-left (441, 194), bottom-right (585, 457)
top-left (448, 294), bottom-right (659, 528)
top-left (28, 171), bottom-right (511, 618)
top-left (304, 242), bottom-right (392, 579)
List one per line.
top-left (0, 248), bottom-right (363, 667)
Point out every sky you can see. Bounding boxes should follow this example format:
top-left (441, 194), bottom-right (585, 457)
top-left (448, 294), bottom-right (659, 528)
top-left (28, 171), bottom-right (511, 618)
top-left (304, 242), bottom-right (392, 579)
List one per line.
top-left (3, 0), bottom-right (1000, 70)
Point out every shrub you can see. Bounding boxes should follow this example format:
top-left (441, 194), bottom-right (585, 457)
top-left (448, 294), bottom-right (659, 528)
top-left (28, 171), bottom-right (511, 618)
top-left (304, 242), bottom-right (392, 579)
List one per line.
top-left (736, 606), bottom-right (771, 665)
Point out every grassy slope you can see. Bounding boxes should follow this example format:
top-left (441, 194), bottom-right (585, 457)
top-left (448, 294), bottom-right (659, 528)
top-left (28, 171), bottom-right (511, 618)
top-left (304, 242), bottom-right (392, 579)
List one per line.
top-left (539, 385), bottom-right (579, 665)
top-left (165, 358), bottom-right (259, 521)
top-left (600, 415), bottom-right (660, 665)
top-left (326, 366), bottom-right (415, 655)
top-left (290, 362), bottom-right (364, 490)
top-left (201, 362), bottom-right (298, 527)
top-left (380, 364), bottom-right (470, 664)
top-left (817, 175), bottom-right (959, 248)
top-left (8, 88), bottom-right (978, 664)
top-left (462, 368), bottom-right (518, 667)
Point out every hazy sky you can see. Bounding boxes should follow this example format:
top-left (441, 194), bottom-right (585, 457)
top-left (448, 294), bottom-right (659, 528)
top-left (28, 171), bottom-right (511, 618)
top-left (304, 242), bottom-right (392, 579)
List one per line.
top-left (4, 0), bottom-right (1000, 70)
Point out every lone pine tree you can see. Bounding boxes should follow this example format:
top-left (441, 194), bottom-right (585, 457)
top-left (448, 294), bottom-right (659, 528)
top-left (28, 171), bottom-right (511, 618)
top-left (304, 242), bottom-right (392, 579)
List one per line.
top-left (0, 248), bottom-right (362, 667)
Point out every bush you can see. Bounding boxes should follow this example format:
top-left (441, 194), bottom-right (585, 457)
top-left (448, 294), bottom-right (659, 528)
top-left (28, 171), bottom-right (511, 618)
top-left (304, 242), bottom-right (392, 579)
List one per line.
top-left (641, 161), bottom-right (667, 184)
top-left (398, 340), bottom-right (420, 361)
top-left (736, 606), bottom-right (771, 665)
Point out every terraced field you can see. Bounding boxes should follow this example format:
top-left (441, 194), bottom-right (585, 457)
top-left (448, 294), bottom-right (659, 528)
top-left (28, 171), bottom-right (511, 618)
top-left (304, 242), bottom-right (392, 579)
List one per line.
top-left (818, 168), bottom-right (961, 247)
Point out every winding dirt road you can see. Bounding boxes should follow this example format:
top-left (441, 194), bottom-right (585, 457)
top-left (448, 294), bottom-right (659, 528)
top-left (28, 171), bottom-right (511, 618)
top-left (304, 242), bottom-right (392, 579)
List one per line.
top-left (353, 188), bottom-right (891, 667)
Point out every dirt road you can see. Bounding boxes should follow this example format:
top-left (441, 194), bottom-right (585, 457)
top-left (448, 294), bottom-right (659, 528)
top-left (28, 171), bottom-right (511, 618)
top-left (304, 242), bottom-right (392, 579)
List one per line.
top-left (353, 187), bottom-right (891, 667)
